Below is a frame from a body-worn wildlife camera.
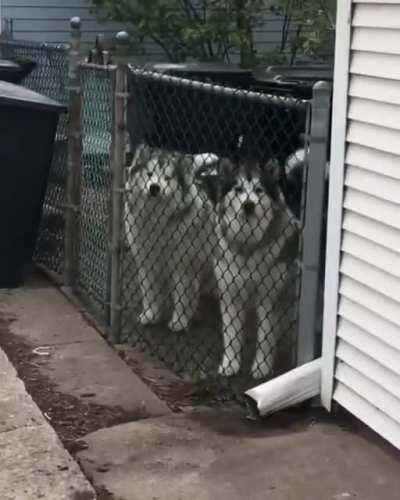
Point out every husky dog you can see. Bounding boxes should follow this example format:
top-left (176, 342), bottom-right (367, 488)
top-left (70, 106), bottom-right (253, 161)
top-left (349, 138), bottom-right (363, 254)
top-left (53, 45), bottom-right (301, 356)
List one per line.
top-left (215, 158), bottom-right (299, 379)
top-left (124, 144), bottom-right (215, 332)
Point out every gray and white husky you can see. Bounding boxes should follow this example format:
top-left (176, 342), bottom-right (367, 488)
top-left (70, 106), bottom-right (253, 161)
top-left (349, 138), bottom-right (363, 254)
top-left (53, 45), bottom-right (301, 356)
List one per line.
top-left (124, 144), bottom-right (216, 332)
top-left (215, 158), bottom-right (299, 379)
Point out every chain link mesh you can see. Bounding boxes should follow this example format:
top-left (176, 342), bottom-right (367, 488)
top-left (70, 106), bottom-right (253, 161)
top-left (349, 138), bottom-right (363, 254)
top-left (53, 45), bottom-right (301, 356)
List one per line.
top-left (121, 68), bottom-right (310, 386)
top-left (78, 65), bottom-right (114, 315)
top-left (0, 39), bottom-right (114, 319)
top-left (0, 39), bottom-right (69, 275)
top-left (0, 36), bottom-right (314, 389)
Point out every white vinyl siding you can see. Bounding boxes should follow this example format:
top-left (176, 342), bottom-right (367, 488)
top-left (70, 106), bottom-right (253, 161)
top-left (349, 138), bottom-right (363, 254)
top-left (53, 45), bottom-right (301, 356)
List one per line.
top-left (325, 0), bottom-right (400, 450)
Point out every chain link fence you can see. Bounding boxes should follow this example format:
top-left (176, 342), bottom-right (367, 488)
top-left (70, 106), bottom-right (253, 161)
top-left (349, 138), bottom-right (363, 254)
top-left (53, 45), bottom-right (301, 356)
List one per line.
top-left (0, 39), bottom-right (69, 275)
top-left (78, 64), bottom-right (115, 317)
top-left (0, 38), bottom-right (115, 321)
top-left (0, 33), bottom-right (329, 393)
top-left (120, 67), bottom-right (313, 384)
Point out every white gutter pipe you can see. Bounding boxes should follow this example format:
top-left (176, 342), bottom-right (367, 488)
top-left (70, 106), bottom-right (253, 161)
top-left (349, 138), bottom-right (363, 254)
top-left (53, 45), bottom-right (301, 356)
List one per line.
top-left (244, 358), bottom-right (322, 417)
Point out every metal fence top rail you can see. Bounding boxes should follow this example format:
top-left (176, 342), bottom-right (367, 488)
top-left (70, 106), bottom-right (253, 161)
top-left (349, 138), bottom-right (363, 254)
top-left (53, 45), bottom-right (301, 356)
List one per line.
top-left (128, 65), bottom-right (309, 111)
top-left (0, 39), bottom-right (68, 52)
top-left (79, 62), bottom-right (116, 72)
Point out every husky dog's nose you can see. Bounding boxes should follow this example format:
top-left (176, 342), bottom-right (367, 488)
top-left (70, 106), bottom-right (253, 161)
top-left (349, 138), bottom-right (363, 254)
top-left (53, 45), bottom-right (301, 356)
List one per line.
top-left (149, 183), bottom-right (161, 196)
top-left (242, 200), bottom-right (256, 215)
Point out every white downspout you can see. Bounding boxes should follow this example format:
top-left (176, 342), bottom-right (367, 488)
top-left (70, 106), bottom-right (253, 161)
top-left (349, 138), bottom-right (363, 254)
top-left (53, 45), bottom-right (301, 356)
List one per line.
top-left (244, 358), bottom-right (322, 417)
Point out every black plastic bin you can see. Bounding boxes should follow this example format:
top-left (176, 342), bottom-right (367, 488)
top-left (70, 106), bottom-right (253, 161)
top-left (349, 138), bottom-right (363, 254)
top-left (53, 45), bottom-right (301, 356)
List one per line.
top-left (252, 64), bottom-right (333, 99)
top-left (0, 58), bottom-right (37, 84)
top-left (0, 81), bottom-right (66, 287)
top-left (143, 62), bottom-right (254, 88)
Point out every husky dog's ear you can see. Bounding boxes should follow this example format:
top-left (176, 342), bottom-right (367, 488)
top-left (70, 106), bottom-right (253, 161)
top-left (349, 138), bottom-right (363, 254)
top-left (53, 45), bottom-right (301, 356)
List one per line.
top-left (174, 154), bottom-right (196, 193)
top-left (219, 158), bottom-right (237, 198)
top-left (264, 158), bottom-right (281, 181)
top-left (125, 143), bottom-right (152, 185)
top-left (126, 143), bottom-right (152, 176)
top-left (134, 143), bottom-right (154, 165)
top-left (260, 158), bottom-right (281, 202)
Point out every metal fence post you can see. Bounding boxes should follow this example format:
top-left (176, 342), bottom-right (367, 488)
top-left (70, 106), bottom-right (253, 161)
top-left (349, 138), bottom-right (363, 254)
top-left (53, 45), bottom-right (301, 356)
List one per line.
top-left (110, 31), bottom-right (129, 342)
top-left (297, 81), bottom-right (331, 366)
top-left (64, 17), bottom-right (82, 288)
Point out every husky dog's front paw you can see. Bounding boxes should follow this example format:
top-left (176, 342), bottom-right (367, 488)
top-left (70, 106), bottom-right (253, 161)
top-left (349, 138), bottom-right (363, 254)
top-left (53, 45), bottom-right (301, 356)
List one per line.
top-left (250, 356), bottom-right (274, 380)
top-left (218, 357), bottom-right (240, 377)
top-left (168, 313), bottom-right (190, 333)
top-left (138, 308), bottom-right (161, 326)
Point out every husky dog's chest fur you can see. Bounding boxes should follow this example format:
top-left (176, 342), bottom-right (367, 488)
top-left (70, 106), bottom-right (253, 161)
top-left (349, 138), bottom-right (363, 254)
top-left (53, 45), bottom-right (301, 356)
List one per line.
top-left (216, 208), bottom-right (295, 305)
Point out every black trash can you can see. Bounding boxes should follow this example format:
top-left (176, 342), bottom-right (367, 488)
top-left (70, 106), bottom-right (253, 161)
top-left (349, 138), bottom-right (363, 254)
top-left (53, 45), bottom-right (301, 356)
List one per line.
top-left (0, 58), bottom-right (37, 84)
top-left (144, 62), bottom-right (254, 88)
top-left (252, 64), bottom-right (333, 99)
top-left (0, 81), bottom-right (66, 287)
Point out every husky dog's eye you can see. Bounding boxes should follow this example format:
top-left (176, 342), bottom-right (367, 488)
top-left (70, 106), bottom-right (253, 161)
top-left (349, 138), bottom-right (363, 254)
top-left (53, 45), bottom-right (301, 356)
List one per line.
top-left (164, 175), bottom-right (172, 181)
top-left (234, 185), bottom-right (244, 194)
top-left (254, 186), bottom-right (264, 195)
top-left (147, 171), bottom-right (153, 178)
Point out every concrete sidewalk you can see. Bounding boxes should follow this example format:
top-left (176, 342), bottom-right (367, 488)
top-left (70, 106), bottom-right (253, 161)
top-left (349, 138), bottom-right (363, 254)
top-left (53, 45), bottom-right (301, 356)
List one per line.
top-left (1, 273), bottom-right (399, 500)
top-left (0, 272), bottom-right (169, 418)
top-left (0, 272), bottom-right (170, 500)
top-left (77, 410), bottom-right (400, 500)
top-left (0, 346), bottom-right (96, 500)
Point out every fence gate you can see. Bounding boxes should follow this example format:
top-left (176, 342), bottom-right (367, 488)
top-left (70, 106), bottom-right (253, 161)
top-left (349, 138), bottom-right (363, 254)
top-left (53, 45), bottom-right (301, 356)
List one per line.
top-left (322, 0), bottom-right (400, 450)
top-left (120, 69), bottom-right (308, 384)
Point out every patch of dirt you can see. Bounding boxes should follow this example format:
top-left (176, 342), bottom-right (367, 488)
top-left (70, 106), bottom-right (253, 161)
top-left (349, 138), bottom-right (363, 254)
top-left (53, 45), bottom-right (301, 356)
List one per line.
top-left (115, 344), bottom-right (243, 413)
top-left (0, 316), bottom-right (136, 456)
top-left (112, 349), bottom-right (347, 437)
